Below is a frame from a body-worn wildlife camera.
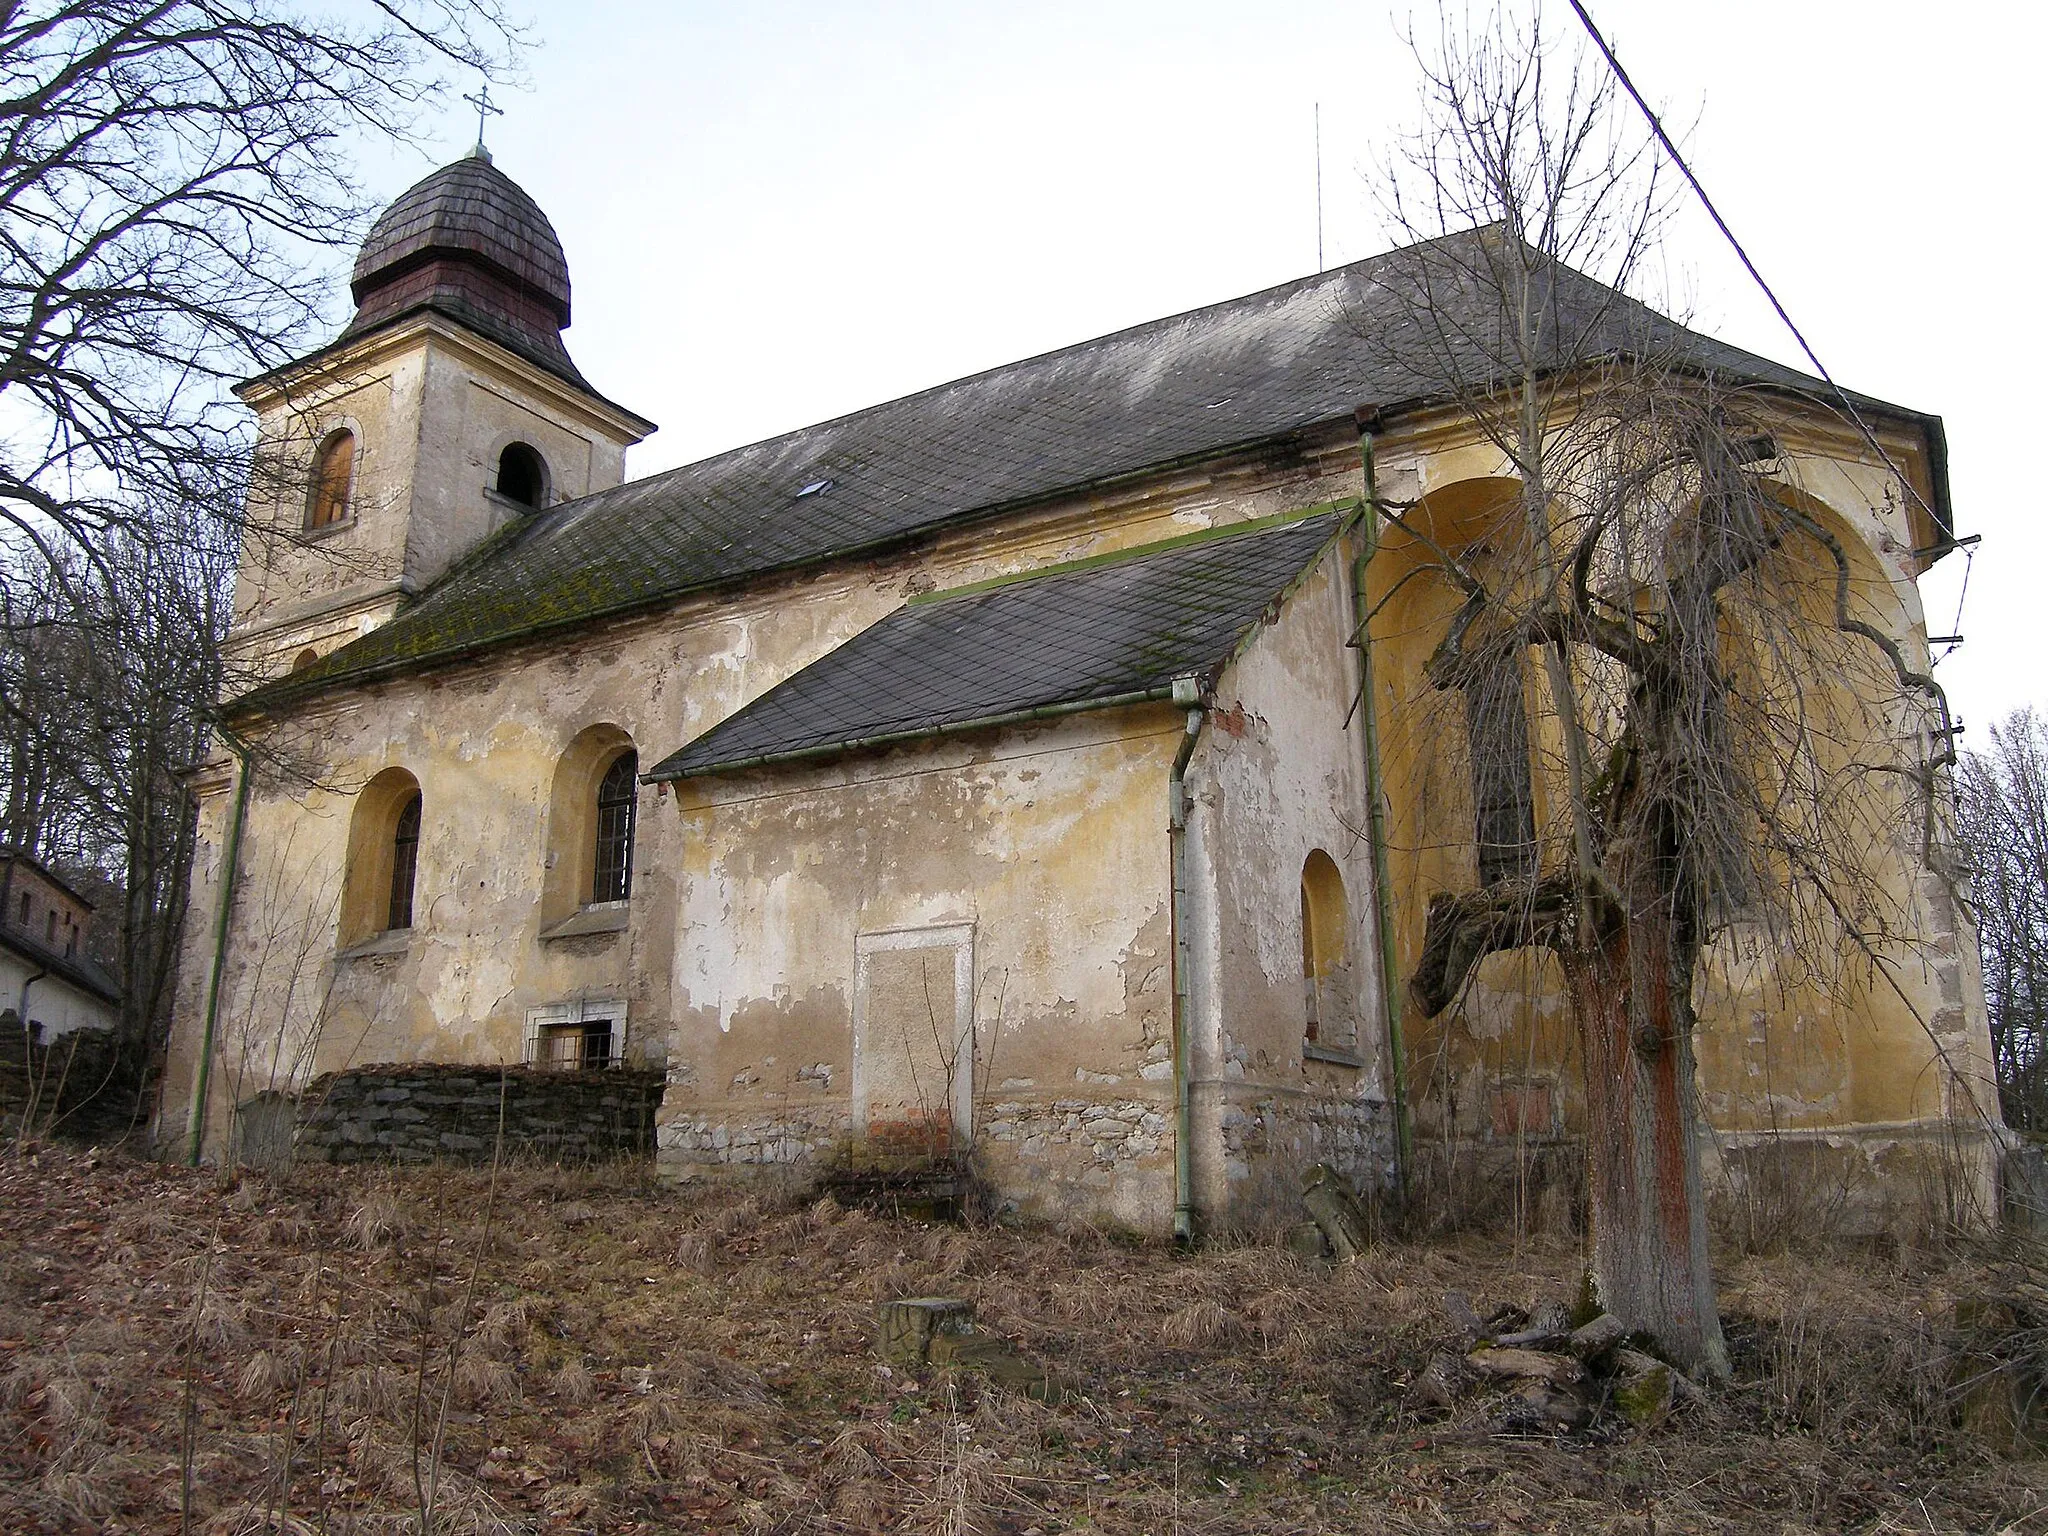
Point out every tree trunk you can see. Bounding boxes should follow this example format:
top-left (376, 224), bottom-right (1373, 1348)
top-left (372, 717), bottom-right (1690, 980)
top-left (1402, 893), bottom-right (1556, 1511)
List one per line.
top-left (1562, 906), bottom-right (1729, 1381)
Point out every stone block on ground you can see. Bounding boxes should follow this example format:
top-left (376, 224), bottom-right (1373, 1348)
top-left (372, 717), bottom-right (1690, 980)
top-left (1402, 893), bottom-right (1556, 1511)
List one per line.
top-left (1300, 1162), bottom-right (1372, 1261)
top-left (928, 1329), bottom-right (1062, 1402)
top-left (876, 1296), bottom-right (975, 1366)
top-left (1283, 1220), bottom-right (1328, 1260)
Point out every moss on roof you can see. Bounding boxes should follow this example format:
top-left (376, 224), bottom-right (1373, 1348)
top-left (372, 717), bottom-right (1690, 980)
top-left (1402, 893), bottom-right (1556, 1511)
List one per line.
top-left (234, 227), bottom-right (1940, 720)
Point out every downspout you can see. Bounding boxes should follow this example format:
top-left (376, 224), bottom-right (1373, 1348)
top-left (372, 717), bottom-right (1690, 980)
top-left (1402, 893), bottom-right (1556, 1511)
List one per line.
top-left (1352, 424), bottom-right (1412, 1200)
top-left (1167, 677), bottom-right (1206, 1246)
top-left (15, 967), bottom-right (46, 1132)
top-left (17, 968), bottom-right (46, 1045)
top-left (186, 729), bottom-right (252, 1166)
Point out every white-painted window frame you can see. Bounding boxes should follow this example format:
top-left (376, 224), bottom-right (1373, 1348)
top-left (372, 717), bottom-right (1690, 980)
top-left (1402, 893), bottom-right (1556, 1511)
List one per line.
top-left (523, 996), bottom-right (627, 1069)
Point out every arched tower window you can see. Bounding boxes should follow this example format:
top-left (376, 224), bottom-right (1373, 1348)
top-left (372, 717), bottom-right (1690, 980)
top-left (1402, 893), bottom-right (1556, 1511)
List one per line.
top-left (290, 647), bottom-right (319, 673)
top-left (388, 791), bottom-right (422, 930)
top-left (592, 750), bottom-right (638, 903)
top-left (496, 442), bottom-right (548, 509)
top-left (1301, 850), bottom-right (1350, 1049)
top-left (307, 429), bottom-right (355, 529)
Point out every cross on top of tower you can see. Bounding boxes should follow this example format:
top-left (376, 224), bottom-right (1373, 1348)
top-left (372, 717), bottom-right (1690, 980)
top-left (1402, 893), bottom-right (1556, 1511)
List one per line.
top-left (463, 82), bottom-right (503, 160)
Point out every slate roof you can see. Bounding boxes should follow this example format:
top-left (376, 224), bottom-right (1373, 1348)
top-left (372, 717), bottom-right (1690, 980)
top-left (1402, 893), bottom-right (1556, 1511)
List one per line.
top-left (237, 227), bottom-right (1946, 718)
top-left (646, 511), bottom-right (1344, 781)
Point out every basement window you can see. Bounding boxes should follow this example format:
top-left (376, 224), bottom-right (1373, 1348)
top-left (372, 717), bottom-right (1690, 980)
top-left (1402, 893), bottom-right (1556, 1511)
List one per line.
top-left (539, 1019), bottom-right (615, 1070)
top-left (525, 1000), bottom-right (624, 1070)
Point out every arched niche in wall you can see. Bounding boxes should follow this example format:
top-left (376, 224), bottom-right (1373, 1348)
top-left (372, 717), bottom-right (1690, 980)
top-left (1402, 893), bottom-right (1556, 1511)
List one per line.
top-left (1300, 849), bottom-right (1356, 1051)
top-left (1365, 474), bottom-right (1535, 914)
top-left (1698, 480), bottom-right (1934, 1126)
top-left (541, 723), bottom-right (638, 927)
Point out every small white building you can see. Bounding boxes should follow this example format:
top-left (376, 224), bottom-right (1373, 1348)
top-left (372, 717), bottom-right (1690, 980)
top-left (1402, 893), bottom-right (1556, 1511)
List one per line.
top-left (0, 852), bottom-right (122, 1043)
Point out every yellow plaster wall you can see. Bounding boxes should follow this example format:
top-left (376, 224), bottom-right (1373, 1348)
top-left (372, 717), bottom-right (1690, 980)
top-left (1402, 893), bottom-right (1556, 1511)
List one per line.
top-left (161, 431), bottom-right (1372, 1166)
top-left (1361, 425), bottom-right (1998, 1192)
top-left (1183, 540), bottom-right (1394, 1225)
top-left (662, 712), bottom-right (1182, 1230)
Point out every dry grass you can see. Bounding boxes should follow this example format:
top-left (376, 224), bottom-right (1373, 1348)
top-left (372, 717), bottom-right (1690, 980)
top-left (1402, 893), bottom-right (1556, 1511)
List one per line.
top-left (0, 1145), bottom-right (2044, 1534)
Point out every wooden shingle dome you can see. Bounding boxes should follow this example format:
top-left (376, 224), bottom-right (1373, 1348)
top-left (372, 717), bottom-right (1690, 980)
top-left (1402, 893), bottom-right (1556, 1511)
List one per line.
top-left (342, 151), bottom-right (592, 390)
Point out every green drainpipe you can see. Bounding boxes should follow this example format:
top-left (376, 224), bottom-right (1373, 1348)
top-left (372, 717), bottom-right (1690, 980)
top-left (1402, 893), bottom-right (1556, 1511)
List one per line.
top-left (1352, 430), bottom-right (1412, 1201)
top-left (1167, 680), bottom-right (1205, 1245)
top-left (187, 729), bottom-right (252, 1166)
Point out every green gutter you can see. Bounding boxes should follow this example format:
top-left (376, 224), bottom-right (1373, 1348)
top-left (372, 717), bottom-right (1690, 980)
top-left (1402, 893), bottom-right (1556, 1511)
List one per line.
top-left (186, 731), bottom-right (252, 1166)
top-left (1167, 688), bottom-right (1205, 1244)
top-left (1351, 430), bottom-right (1411, 1200)
top-left (646, 683), bottom-right (1188, 784)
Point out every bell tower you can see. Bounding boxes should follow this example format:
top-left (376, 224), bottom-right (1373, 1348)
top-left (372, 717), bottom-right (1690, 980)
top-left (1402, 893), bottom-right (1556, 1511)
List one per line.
top-left (224, 149), bottom-right (655, 682)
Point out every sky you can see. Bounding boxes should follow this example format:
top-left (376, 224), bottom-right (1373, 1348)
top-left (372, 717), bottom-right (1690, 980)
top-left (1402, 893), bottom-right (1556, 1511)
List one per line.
top-left (355, 0), bottom-right (2042, 739)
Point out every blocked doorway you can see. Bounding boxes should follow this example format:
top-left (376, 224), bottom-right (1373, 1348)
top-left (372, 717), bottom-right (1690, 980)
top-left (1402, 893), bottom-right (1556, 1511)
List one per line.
top-left (852, 923), bottom-right (975, 1160)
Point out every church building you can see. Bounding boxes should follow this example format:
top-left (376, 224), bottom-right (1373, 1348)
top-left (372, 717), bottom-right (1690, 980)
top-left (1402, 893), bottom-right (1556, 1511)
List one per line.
top-left (156, 151), bottom-right (2001, 1235)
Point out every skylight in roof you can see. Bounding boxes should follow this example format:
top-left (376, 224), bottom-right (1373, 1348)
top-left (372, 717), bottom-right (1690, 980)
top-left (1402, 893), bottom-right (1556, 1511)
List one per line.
top-left (796, 479), bottom-right (833, 498)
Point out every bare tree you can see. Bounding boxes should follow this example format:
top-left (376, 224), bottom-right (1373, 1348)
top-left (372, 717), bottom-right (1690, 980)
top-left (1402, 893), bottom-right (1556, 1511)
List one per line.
top-left (1367, 6), bottom-right (1958, 1377)
top-left (0, 0), bottom-right (517, 601)
top-left (1957, 710), bottom-right (2048, 1133)
top-left (0, 1), bottom-right (519, 1114)
top-left (0, 510), bottom-right (231, 1122)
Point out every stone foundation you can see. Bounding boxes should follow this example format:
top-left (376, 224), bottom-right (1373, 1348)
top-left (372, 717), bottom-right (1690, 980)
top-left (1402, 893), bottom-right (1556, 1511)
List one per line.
top-left (1402, 1121), bottom-right (2006, 1241)
top-left (656, 1089), bottom-right (1181, 1228)
top-left (656, 1102), bottom-right (851, 1173)
top-left (1704, 1122), bottom-right (2004, 1241)
top-left (654, 1081), bottom-right (1399, 1235)
top-left (293, 1063), bottom-right (664, 1164)
top-left (1207, 1081), bottom-right (1396, 1235)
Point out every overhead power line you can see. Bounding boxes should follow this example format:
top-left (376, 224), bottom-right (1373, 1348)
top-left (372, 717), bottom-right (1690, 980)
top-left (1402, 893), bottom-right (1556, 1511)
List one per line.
top-left (1562, 0), bottom-right (1949, 547)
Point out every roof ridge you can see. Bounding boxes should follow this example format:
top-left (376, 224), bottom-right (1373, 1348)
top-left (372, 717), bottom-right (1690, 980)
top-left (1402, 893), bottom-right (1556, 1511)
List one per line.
top-left (238, 222), bottom-right (1946, 715)
top-left (587, 252), bottom-right (1399, 502)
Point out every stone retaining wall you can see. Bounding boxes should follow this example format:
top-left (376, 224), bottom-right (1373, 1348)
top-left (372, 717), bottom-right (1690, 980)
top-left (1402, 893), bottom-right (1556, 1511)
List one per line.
top-left (0, 1023), bottom-right (142, 1143)
top-left (296, 1063), bottom-right (664, 1164)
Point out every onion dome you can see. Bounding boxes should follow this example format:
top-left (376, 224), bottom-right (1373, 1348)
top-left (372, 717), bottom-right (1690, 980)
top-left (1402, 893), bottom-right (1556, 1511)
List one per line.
top-left (342, 151), bottom-right (591, 391)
